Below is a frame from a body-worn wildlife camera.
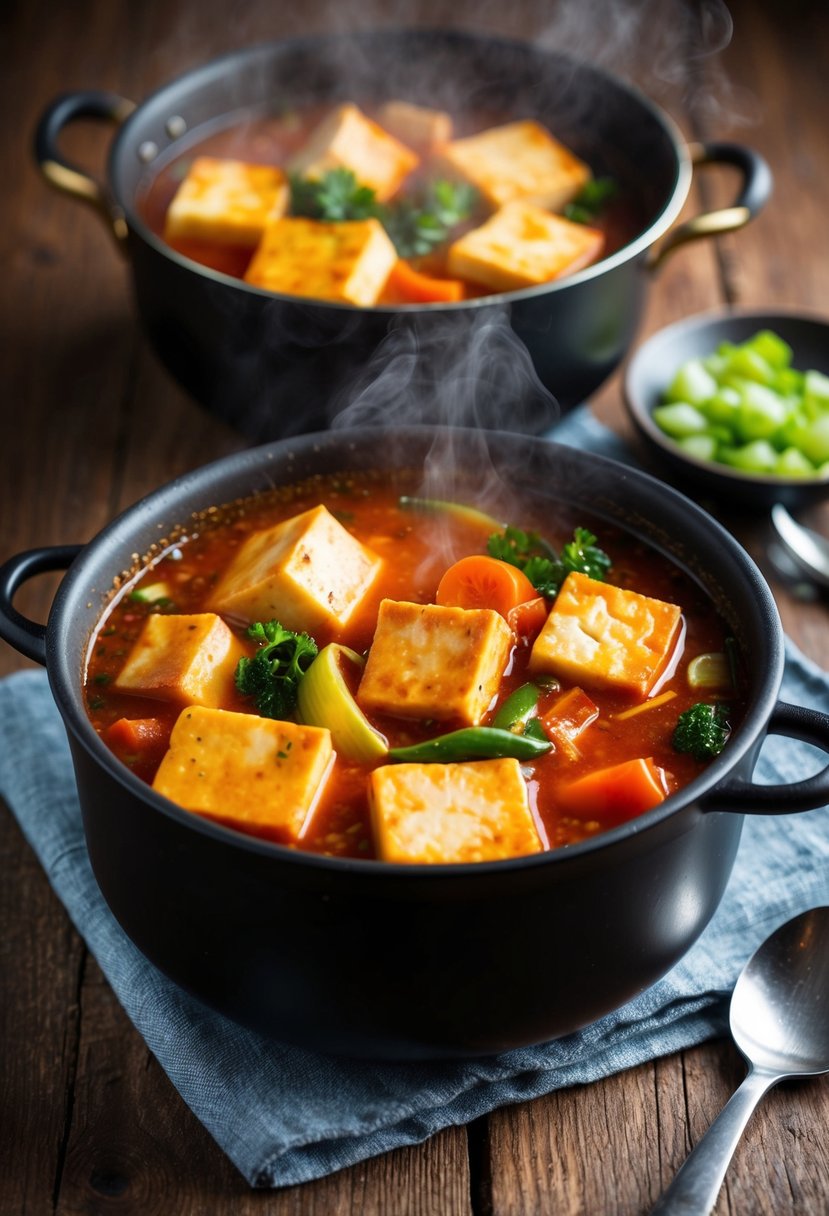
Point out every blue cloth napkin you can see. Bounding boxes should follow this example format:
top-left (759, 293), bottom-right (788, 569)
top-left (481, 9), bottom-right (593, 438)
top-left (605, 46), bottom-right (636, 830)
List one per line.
top-left (1, 406), bottom-right (828, 1189)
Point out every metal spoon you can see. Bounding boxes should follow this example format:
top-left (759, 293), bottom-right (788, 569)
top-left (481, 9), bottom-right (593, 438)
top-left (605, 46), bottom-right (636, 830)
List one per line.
top-left (770, 504), bottom-right (829, 589)
top-left (651, 906), bottom-right (829, 1215)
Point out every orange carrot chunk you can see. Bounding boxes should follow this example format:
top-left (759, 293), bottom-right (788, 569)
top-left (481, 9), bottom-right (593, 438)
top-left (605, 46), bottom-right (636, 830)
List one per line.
top-left (506, 595), bottom-right (549, 642)
top-left (436, 555), bottom-right (539, 619)
top-left (385, 259), bottom-right (465, 303)
top-left (556, 757), bottom-right (668, 827)
top-left (541, 687), bottom-right (599, 759)
top-left (106, 717), bottom-right (168, 754)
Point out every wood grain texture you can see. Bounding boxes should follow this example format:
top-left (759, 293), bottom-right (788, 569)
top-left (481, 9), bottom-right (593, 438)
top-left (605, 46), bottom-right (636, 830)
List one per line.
top-left (1, 1), bottom-right (827, 1214)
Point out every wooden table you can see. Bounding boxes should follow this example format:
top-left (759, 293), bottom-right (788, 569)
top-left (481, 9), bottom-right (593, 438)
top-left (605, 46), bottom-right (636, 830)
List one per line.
top-left (2, 1), bottom-right (827, 1211)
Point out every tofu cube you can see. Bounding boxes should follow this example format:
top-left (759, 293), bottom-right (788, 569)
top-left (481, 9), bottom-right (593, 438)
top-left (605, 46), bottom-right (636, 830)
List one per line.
top-left (376, 100), bottom-right (453, 153)
top-left (529, 572), bottom-right (682, 698)
top-left (369, 758), bottom-right (543, 863)
top-left (163, 157), bottom-right (289, 247)
top-left (114, 613), bottom-right (245, 707)
top-left (287, 102), bottom-right (419, 201)
top-left (442, 120), bottom-right (590, 211)
top-left (447, 201), bottom-right (604, 293)
top-left (357, 599), bottom-right (512, 725)
top-left (152, 706), bottom-right (333, 843)
top-left (211, 504), bottom-right (383, 637)
top-left (243, 216), bottom-right (397, 306)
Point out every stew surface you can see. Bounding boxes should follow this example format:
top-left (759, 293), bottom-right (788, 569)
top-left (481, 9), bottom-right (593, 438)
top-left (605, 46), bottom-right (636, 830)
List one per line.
top-left (84, 469), bottom-right (741, 863)
top-left (138, 102), bottom-right (641, 305)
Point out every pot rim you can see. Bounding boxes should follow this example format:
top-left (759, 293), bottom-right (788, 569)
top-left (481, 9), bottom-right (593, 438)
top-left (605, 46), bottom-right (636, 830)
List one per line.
top-left (45, 424), bottom-right (783, 878)
top-left (107, 27), bottom-right (694, 311)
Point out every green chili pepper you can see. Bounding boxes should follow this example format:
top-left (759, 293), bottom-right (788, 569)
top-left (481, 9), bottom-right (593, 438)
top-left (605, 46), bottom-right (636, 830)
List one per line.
top-left (388, 726), bottom-right (551, 764)
top-left (492, 682), bottom-right (542, 732)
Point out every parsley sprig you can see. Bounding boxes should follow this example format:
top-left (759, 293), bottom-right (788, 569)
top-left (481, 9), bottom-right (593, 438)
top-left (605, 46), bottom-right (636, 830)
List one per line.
top-left (289, 170), bottom-right (477, 258)
top-left (563, 177), bottom-right (618, 225)
top-left (235, 620), bottom-right (318, 720)
top-left (487, 525), bottom-right (611, 599)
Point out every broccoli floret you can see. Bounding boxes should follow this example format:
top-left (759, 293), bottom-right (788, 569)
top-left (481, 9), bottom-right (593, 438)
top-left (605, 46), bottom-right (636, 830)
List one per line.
top-left (672, 703), bottom-right (731, 761)
top-left (235, 620), bottom-right (318, 719)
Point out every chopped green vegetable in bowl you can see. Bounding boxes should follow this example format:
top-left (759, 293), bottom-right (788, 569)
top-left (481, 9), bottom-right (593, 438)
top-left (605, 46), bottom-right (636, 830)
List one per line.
top-left (623, 310), bottom-right (829, 508)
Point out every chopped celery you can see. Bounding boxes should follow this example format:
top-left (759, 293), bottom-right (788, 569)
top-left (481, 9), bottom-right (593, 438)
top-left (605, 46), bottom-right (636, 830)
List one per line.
top-left (664, 358), bottom-right (718, 406)
top-left (775, 447), bottom-right (817, 477)
top-left (804, 370), bottom-right (829, 414)
top-left (650, 328), bottom-right (829, 480)
top-left (736, 382), bottom-right (788, 441)
top-left (652, 402), bottom-right (709, 438)
top-left (676, 435), bottom-right (718, 462)
top-left (719, 439), bottom-right (779, 474)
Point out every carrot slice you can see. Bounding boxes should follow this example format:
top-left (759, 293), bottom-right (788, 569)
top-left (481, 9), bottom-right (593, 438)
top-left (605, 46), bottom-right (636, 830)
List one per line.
top-left (106, 717), bottom-right (168, 754)
top-left (385, 259), bottom-right (465, 304)
top-left (556, 757), bottom-right (667, 827)
top-left (436, 555), bottom-right (539, 618)
top-left (541, 687), bottom-right (599, 759)
top-left (506, 595), bottom-right (549, 641)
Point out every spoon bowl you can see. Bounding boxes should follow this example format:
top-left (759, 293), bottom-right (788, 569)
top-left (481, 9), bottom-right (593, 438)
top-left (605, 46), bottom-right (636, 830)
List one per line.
top-left (652, 906), bottom-right (829, 1214)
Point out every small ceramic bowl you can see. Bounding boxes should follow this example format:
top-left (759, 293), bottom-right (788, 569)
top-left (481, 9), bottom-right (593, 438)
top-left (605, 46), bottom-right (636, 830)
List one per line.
top-left (623, 308), bottom-right (829, 509)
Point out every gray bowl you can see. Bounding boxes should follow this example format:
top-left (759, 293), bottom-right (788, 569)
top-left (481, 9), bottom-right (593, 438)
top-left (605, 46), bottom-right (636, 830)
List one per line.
top-left (623, 308), bottom-right (829, 509)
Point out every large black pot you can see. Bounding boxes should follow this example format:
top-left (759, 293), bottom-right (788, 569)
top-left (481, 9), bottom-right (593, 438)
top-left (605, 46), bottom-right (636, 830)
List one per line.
top-left (35, 30), bottom-right (771, 440)
top-left (1, 428), bottom-right (828, 1059)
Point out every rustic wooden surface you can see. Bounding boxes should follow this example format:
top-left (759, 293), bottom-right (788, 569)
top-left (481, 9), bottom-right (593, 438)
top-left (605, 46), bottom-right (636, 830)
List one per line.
top-left (1, 1), bottom-right (827, 1212)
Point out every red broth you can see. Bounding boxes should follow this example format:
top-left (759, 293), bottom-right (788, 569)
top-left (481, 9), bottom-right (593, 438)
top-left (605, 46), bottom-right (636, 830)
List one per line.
top-left (137, 104), bottom-right (641, 299)
top-left (84, 469), bottom-right (742, 860)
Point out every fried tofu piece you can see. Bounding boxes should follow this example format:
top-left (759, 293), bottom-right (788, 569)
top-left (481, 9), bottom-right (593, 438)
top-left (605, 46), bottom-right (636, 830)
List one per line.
top-left (369, 758), bottom-right (543, 863)
top-left (152, 706), bottom-right (333, 843)
top-left (243, 216), bottom-right (397, 306)
top-left (163, 156), bottom-right (289, 247)
top-left (114, 613), bottom-right (245, 707)
top-left (529, 572), bottom-right (683, 698)
top-left (447, 201), bottom-right (603, 293)
top-left (211, 504), bottom-right (383, 637)
top-left (357, 599), bottom-right (512, 725)
top-left (376, 100), bottom-right (453, 153)
top-left (442, 120), bottom-right (590, 211)
top-left (287, 102), bottom-right (419, 201)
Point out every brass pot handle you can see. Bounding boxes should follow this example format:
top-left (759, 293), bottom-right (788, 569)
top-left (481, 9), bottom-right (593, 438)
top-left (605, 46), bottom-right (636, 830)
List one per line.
top-left (34, 90), bottom-right (136, 246)
top-left (646, 141), bottom-right (773, 272)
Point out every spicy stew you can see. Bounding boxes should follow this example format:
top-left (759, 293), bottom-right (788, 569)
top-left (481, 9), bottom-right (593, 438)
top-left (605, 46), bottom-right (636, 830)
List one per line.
top-left (84, 469), bottom-right (741, 862)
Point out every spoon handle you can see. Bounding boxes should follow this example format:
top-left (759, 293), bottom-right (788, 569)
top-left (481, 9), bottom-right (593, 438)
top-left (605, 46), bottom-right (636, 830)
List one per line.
top-left (650, 1067), bottom-right (777, 1215)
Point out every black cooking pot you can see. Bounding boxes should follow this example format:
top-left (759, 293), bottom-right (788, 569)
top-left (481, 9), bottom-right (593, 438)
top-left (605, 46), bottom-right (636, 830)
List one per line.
top-left (1, 428), bottom-right (828, 1059)
top-left (34, 30), bottom-right (771, 440)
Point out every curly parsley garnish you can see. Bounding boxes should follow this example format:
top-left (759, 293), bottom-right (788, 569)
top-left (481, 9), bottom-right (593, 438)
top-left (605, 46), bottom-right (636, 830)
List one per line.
top-left (235, 620), bottom-right (318, 720)
top-left (289, 170), bottom-right (477, 258)
top-left (486, 525), bottom-right (611, 599)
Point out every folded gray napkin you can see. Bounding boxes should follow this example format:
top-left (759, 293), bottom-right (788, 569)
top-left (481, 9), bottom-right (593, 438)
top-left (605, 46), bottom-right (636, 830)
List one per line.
top-left (1, 407), bottom-right (827, 1188)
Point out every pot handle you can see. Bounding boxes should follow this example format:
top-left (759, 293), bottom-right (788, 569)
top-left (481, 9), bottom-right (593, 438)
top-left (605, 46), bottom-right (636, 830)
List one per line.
top-left (0, 546), bottom-right (82, 667)
top-left (33, 90), bottom-right (136, 245)
top-left (646, 141), bottom-right (773, 272)
top-left (700, 702), bottom-right (829, 814)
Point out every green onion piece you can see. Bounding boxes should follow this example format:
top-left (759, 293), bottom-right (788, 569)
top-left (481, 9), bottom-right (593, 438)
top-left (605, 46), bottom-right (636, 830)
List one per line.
top-left (398, 495), bottom-right (503, 531)
top-left (687, 652), bottom-right (730, 691)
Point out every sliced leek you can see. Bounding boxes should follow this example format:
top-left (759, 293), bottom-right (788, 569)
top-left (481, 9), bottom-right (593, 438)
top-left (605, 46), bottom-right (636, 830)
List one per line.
top-left (129, 580), bottom-right (173, 603)
top-left (687, 652), bottom-right (731, 692)
top-left (297, 644), bottom-right (387, 762)
top-left (398, 495), bottom-right (503, 532)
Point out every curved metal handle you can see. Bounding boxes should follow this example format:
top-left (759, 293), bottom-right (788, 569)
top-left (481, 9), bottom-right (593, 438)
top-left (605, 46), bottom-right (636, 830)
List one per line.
top-left (647, 141), bottom-right (773, 271)
top-left (701, 702), bottom-right (829, 814)
top-left (33, 90), bottom-right (136, 244)
top-left (0, 546), bottom-right (82, 666)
